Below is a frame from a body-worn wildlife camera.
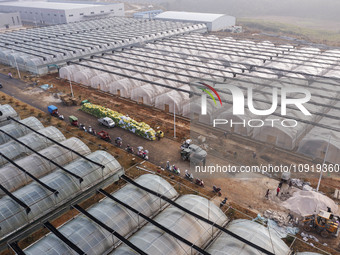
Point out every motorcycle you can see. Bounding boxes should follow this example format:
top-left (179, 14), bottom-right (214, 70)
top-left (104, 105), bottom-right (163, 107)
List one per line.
top-left (195, 178), bottom-right (204, 187)
top-left (58, 114), bottom-right (65, 120)
top-left (213, 185), bottom-right (222, 196)
top-left (125, 145), bottom-right (134, 154)
top-left (185, 170), bottom-right (194, 181)
top-left (88, 126), bottom-right (96, 136)
top-left (172, 165), bottom-right (180, 175)
top-left (79, 123), bottom-right (87, 132)
top-left (115, 137), bottom-right (122, 147)
top-left (137, 146), bottom-right (149, 160)
top-left (165, 161), bottom-right (171, 172)
top-left (220, 197), bottom-right (228, 208)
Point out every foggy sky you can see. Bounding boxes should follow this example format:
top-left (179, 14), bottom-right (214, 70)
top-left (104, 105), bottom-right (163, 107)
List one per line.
top-left (162, 0), bottom-right (340, 22)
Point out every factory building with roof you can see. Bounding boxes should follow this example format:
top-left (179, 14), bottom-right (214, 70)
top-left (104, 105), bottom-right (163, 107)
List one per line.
top-left (0, 1), bottom-right (124, 25)
top-left (154, 11), bottom-right (236, 31)
top-left (0, 12), bottom-right (22, 30)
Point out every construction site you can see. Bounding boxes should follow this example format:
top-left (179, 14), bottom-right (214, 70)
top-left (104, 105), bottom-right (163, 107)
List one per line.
top-left (0, 1), bottom-right (339, 255)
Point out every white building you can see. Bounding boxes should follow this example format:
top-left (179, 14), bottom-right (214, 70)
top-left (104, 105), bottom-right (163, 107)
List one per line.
top-left (155, 11), bottom-right (235, 31)
top-left (0, 1), bottom-right (124, 25)
top-left (0, 12), bottom-right (22, 30)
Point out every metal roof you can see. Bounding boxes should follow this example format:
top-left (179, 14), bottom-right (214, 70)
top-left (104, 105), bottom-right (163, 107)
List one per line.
top-left (155, 11), bottom-right (228, 22)
top-left (0, 1), bottom-right (117, 10)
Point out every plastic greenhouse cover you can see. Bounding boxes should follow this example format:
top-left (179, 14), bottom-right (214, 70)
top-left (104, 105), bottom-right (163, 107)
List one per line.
top-left (0, 150), bottom-right (121, 240)
top-left (0, 117), bottom-right (44, 145)
top-left (0, 137), bottom-right (91, 196)
top-left (206, 219), bottom-right (290, 255)
top-left (24, 174), bottom-right (177, 255)
top-left (0, 105), bottom-right (18, 127)
top-left (155, 90), bottom-right (185, 114)
top-left (0, 126), bottom-right (65, 167)
top-left (111, 194), bottom-right (228, 255)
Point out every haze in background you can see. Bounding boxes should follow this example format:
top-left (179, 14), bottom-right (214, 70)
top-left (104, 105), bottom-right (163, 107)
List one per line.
top-left (162, 0), bottom-right (340, 23)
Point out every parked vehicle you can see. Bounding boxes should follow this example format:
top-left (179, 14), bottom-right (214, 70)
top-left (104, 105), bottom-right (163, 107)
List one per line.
top-left (125, 145), bottom-right (134, 154)
top-left (88, 126), bottom-right (96, 136)
top-left (115, 137), bottom-right (122, 147)
top-left (195, 178), bottom-right (204, 187)
top-left (97, 130), bottom-right (111, 142)
top-left (137, 146), bottom-right (149, 160)
top-left (302, 210), bottom-right (339, 238)
top-left (165, 161), bottom-right (171, 172)
top-left (213, 185), bottom-right (222, 196)
top-left (69, 115), bottom-right (79, 127)
top-left (181, 144), bottom-right (207, 165)
top-left (172, 165), bottom-right (180, 175)
top-left (185, 170), bottom-right (193, 181)
top-left (98, 117), bottom-right (115, 128)
top-left (48, 105), bottom-right (64, 120)
top-left (220, 197), bottom-right (228, 208)
top-left (79, 123), bottom-right (87, 132)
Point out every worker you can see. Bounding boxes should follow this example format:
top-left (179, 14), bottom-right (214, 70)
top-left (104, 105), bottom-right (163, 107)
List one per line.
top-left (276, 187), bottom-right (280, 196)
top-left (156, 130), bottom-right (164, 141)
top-left (265, 189), bottom-right (270, 199)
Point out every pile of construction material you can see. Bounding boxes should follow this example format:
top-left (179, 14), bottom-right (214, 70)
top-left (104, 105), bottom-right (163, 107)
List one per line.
top-left (282, 190), bottom-right (338, 216)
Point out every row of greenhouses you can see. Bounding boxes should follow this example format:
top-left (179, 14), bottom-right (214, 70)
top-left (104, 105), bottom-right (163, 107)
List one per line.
top-left (21, 174), bottom-right (322, 255)
top-left (0, 17), bottom-right (207, 74)
top-left (61, 33), bottom-right (340, 162)
top-left (0, 112), bottom-right (124, 243)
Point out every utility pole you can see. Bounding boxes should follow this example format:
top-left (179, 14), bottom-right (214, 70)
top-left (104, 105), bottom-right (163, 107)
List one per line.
top-left (11, 50), bottom-right (21, 79)
top-left (68, 73), bottom-right (74, 98)
top-left (173, 100), bottom-right (176, 138)
top-left (316, 134), bottom-right (331, 192)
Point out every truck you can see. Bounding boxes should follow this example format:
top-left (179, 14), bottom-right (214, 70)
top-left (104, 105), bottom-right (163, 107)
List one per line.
top-left (181, 144), bottom-right (207, 165)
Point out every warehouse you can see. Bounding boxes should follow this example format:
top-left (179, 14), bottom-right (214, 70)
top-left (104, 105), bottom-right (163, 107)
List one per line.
top-left (0, 12), bottom-right (21, 30)
top-left (155, 11), bottom-right (236, 31)
top-left (0, 1), bottom-right (124, 25)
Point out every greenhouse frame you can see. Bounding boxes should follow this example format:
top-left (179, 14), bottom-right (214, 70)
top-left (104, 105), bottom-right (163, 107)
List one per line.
top-left (0, 150), bottom-right (123, 242)
top-left (0, 117), bottom-right (44, 145)
top-left (3, 174), bottom-right (321, 254)
top-left (0, 126), bottom-right (65, 166)
top-left (0, 137), bottom-right (91, 196)
top-left (24, 174), bottom-right (178, 254)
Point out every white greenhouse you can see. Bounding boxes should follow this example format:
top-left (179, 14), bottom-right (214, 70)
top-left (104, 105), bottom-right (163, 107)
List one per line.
top-left (0, 137), bottom-right (91, 196)
top-left (112, 194), bottom-right (228, 255)
top-left (0, 150), bottom-right (122, 240)
top-left (24, 174), bottom-right (178, 255)
top-left (0, 17), bottom-right (207, 74)
top-left (0, 104), bottom-right (19, 127)
top-left (206, 219), bottom-right (290, 255)
top-left (0, 126), bottom-right (65, 166)
top-left (0, 117), bottom-right (44, 145)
